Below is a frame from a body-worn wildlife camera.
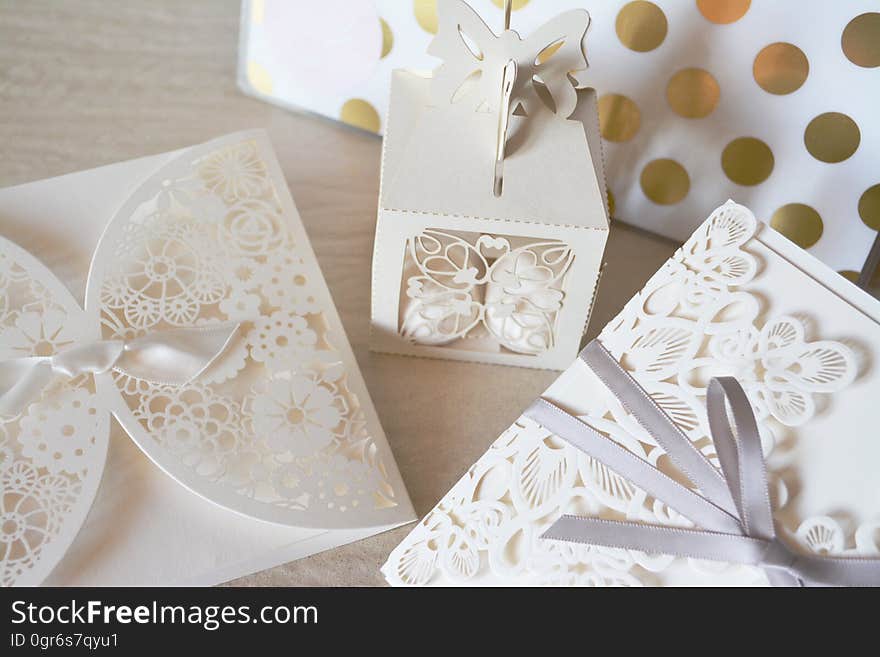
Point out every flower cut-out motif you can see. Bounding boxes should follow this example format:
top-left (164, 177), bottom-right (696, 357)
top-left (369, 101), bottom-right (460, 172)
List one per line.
top-left (258, 252), bottom-right (320, 315)
top-left (0, 460), bottom-right (78, 587)
top-left (222, 199), bottom-right (288, 256)
top-left (0, 307), bottom-right (77, 360)
top-left (219, 292), bottom-right (261, 321)
top-left (401, 230), bottom-right (574, 355)
top-left (686, 316), bottom-right (855, 427)
top-left (198, 141), bottom-right (269, 202)
top-left (101, 220), bottom-right (226, 329)
top-left (136, 384), bottom-right (243, 479)
top-left (246, 310), bottom-right (319, 372)
top-left (19, 388), bottom-right (102, 475)
top-left (245, 374), bottom-right (345, 458)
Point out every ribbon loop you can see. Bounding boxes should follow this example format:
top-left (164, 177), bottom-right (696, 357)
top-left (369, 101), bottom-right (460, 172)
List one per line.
top-left (580, 341), bottom-right (738, 517)
top-left (710, 377), bottom-right (777, 542)
top-left (527, 339), bottom-right (880, 587)
top-left (115, 325), bottom-right (240, 384)
top-left (0, 323), bottom-right (239, 416)
top-left (51, 340), bottom-right (125, 378)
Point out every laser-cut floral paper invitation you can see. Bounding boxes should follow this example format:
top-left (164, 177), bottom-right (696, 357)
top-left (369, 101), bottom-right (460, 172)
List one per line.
top-left (383, 201), bottom-right (880, 586)
top-left (0, 131), bottom-right (414, 586)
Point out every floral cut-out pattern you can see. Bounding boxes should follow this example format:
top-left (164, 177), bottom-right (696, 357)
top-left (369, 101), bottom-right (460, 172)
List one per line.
top-left (400, 229), bottom-right (574, 355)
top-left (90, 136), bottom-right (408, 527)
top-left (0, 237), bottom-right (108, 587)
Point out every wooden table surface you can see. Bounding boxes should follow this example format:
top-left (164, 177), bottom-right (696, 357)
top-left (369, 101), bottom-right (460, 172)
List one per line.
top-left (0, 0), bottom-right (677, 585)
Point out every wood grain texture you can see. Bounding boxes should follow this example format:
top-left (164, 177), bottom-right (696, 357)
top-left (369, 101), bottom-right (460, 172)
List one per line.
top-left (0, 0), bottom-right (677, 586)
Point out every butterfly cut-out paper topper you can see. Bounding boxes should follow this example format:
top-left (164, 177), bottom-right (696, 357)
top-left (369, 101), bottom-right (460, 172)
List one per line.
top-left (429, 0), bottom-right (590, 195)
top-left (0, 132), bottom-right (413, 586)
top-left (430, 0), bottom-right (591, 119)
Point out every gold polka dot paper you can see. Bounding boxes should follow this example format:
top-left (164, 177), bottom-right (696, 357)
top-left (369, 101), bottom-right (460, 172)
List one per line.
top-left (239, 0), bottom-right (880, 274)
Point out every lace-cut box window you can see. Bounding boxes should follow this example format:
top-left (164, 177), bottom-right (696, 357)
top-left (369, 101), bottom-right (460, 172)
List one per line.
top-left (370, 2), bottom-right (609, 369)
top-left (399, 229), bottom-right (575, 356)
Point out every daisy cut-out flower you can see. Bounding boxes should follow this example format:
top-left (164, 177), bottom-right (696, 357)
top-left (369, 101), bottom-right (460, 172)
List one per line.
top-left (0, 306), bottom-right (77, 359)
top-left (245, 375), bottom-right (345, 457)
top-left (198, 141), bottom-right (269, 202)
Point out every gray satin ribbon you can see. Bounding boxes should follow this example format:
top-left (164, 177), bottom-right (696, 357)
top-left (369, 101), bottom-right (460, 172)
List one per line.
top-left (0, 323), bottom-right (240, 416)
top-left (524, 340), bottom-right (880, 587)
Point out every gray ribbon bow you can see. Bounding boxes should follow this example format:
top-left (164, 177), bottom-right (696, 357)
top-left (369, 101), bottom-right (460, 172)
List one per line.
top-left (0, 323), bottom-right (240, 416)
top-left (524, 340), bottom-right (880, 587)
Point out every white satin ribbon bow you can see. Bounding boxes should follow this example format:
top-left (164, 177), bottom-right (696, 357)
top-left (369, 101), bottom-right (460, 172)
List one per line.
top-left (0, 323), bottom-right (240, 416)
top-left (525, 340), bottom-right (880, 587)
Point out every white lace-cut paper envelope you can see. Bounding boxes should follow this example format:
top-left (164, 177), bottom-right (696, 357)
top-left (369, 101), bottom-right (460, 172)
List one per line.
top-left (383, 201), bottom-right (880, 586)
top-left (0, 130), bottom-right (414, 586)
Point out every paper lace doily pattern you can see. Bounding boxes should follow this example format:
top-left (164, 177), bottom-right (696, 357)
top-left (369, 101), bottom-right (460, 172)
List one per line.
top-left (85, 133), bottom-right (410, 529)
top-left (0, 237), bottom-right (109, 586)
top-left (383, 202), bottom-right (876, 586)
top-left (400, 230), bottom-right (574, 354)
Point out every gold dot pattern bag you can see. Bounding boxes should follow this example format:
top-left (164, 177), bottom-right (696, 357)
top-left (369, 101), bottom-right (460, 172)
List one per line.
top-left (238, 0), bottom-right (880, 278)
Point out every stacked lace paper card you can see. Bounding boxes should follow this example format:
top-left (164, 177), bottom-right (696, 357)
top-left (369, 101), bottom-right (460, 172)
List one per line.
top-left (0, 131), bottom-right (414, 586)
top-left (382, 201), bottom-right (880, 586)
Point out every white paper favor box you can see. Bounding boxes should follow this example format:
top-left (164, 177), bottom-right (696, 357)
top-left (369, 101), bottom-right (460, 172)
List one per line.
top-left (382, 201), bottom-right (880, 586)
top-left (370, 2), bottom-right (609, 370)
